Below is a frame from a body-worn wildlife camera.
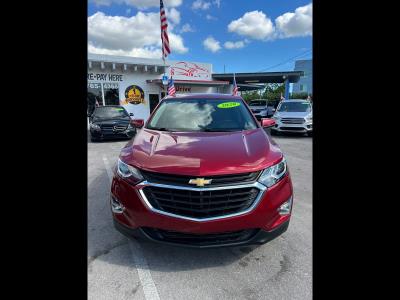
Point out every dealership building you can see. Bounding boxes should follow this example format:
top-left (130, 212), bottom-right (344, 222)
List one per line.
top-left (88, 53), bottom-right (303, 121)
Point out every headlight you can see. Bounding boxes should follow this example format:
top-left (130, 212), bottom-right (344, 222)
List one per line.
top-left (305, 115), bottom-right (313, 121)
top-left (117, 159), bottom-right (143, 185)
top-left (273, 114), bottom-right (280, 120)
top-left (90, 123), bottom-right (100, 130)
top-left (258, 157), bottom-right (287, 187)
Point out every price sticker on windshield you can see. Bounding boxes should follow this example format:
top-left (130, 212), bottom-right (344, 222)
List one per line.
top-left (217, 102), bottom-right (241, 109)
top-left (114, 108), bottom-right (125, 111)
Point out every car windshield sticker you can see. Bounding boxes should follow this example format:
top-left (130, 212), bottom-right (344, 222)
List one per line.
top-left (114, 108), bottom-right (124, 111)
top-left (217, 102), bottom-right (241, 109)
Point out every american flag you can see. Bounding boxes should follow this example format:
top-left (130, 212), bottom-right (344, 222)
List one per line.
top-left (160, 0), bottom-right (171, 59)
top-left (168, 77), bottom-right (176, 96)
top-left (232, 73), bottom-right (239, 96)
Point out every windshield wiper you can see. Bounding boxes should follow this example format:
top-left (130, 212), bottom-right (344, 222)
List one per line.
top-left (147, 126), bottom-right (173, 132)
top-left (198, 126), bottom-right (238, 132)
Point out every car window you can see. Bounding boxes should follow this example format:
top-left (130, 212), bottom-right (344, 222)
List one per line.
top-left (277, 102), bottom-right (311, 112)
top-left (147, 98), bottom-right (258, 132)
top-left (94, 106), bottom-right (129, 119)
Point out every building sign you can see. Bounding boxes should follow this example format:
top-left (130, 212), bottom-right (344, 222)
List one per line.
top-left (176, 86), bottom-right (191, 93)
top-left (122, 85), bottom-right (145, 105)
top-left (169, 61), bottom-right (212, 80)
top-left (103, 83), bottom-right (119, 89)
top-left (87, 73), bottom-right (123, 82)
top-left (88, 83), bottom-right (101, 89)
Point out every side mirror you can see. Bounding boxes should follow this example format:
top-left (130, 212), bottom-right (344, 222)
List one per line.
top-left (131, 119), bottom-right (144, 129)
top-left (129, 113), bottom-right (134, 116)
top-left (261, 118), bottom-right (276, 128)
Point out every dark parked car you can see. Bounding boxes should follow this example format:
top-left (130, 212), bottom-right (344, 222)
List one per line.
top-left (89, 106), bottom-right (136, 142)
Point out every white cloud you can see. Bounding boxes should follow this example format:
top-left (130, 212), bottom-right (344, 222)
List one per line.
top-left (88, 43), bottom-right (162, 58)
top-left (228, 11), bottom-right (275, 40)
top-left (90, 0), bottom-right (183, 9)
top-left (275, 3), bottom-right (312, 38)
top-left (203, 36), bottom-right (221, 52)
top-left (88, 11), bottom-right (188, 58)
top-left (192, 0), bottom-right (211, 10)
top-left (180, 23), bottom-right (195, 33)
top-left (169, 33), bottom-right (188, 53)
top-left (224, 40), bottom-right (245, 49)
top-left (167, 8), bottom-right (181, 25)
top-left (206, 14), bottom-right (217, 20)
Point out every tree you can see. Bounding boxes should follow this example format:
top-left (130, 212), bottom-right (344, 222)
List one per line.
top-left (241, 90), bottom-right (263, 103)
top-left (262, 83), bottom-right (285, 101)
top-left (290, 92), bottom-right (309, 99)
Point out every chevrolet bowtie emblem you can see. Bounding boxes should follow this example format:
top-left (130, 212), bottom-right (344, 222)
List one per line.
top-left (189, 178), bottom-right (212, 187)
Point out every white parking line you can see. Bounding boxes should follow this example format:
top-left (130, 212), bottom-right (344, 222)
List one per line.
top-left (129, 241), bottom-right (161, 300)
top-left (102, 155), bottom-right (114, 182)
top-left (102, 154), bottom-right (161, 300)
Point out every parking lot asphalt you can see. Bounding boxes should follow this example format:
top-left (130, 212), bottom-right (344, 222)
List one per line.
top-left (88, 130), bottom-right (312, 300)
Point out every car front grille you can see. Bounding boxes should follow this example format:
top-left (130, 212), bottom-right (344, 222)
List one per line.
top-left (142, 227), bottom-right (259, 246)
top-left (142, 186), bottom-right (260, 219)
top-left (141, 170), bottom-right (260, 187)
top-left (101, 124), bottom-right (128, 132)
top-left (281, 118), bottom-right (305, 124)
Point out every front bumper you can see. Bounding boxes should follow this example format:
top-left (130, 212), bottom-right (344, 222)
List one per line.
top-left (113, 217), bottom-right (290, 248)
top-left (272, 120), bottom-right (313, 133)
top-left (111, 172), bottom-right (293, 247)
top-left (90, 128), bottom-right (135, 140)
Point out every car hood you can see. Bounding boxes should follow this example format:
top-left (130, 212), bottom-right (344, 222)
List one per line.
top-left (274, 111), bottom-right (311, 118)
top-left (249, 106), bottom-right (267, 110)
top-left (120, 128), bottom-right (283, 176)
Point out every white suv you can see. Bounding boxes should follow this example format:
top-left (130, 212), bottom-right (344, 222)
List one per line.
top-left (271, 99), bottom-right (313, 136)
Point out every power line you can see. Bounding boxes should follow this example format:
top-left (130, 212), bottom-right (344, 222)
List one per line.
top-left (257, 49), bottom-right (312, 72)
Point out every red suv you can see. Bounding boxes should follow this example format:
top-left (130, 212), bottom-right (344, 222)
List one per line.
top-left (110, 94), bottom-right (293, 248)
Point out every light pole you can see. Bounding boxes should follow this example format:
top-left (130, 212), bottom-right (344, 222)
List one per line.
top-left (283, 75), bottom-right (289, 100)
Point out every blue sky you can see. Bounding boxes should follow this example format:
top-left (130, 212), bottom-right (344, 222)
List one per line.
top-left (88, 0), bottom-right (312, 74)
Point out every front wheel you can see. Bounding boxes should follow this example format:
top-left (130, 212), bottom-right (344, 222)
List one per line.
top-left (90, 135), bottom-right (99, 143)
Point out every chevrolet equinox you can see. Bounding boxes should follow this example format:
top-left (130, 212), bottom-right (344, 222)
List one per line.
top-left (110, 94), bottom-right (294, 248)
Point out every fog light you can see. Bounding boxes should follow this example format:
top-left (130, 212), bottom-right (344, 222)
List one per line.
top-left (111, 196), bottom-right (125, 213)
top-left (278, 196), bottom-right (293, 215)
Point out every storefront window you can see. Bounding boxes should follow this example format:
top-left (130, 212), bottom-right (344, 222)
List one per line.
top-left (103, 83), bottom-right (120, 105)
top-left (88, 83), bottom-right (103, 115)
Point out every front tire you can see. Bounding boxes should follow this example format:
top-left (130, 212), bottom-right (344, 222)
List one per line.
top-left (90, 135), bottom-right (99, 143)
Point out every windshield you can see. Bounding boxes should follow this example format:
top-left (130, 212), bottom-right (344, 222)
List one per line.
top-left (277, 101), bottom-right (311, 112)
top-left (249, 101), bottom-right (267, 106)
top-left (147, 98), bottom-right (258, 132)
top-left (93, 106), bottom-right (129, 119)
